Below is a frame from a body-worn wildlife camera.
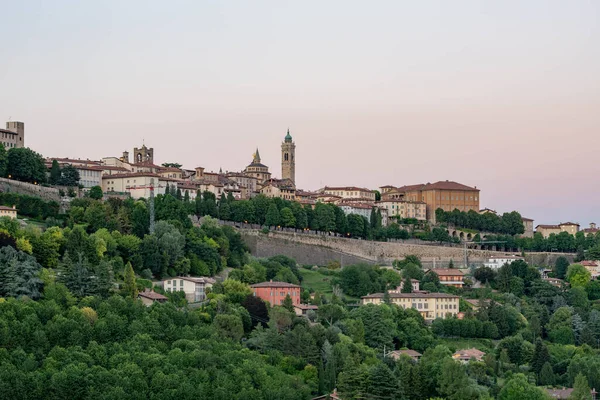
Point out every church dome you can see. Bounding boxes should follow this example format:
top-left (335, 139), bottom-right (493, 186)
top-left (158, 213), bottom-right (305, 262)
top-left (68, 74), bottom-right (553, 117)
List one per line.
top-left (284, 129), bottom-right (292, 142)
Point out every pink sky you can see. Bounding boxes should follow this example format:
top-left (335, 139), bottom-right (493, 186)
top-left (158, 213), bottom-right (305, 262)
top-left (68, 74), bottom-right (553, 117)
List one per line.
top-left (1, 1), bottom-right (598, 225)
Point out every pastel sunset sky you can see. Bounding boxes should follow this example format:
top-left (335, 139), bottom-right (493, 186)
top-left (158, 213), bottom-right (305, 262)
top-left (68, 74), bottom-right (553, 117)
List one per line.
top-left (1, 1), bottom-right (598, 225)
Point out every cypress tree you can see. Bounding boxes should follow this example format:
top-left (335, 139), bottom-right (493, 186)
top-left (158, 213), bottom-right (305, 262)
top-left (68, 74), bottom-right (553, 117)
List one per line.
top-left (123, 262), bottom-right (137, 299)
top-left (401, 276), bottom-right (413, 293)
top-left (539, 362), bottom-right (555, 386)
top-left (532, 338), bottom-right (550, 375)
top-left (49, 160), bottom-right (61, 185)
top-left (571, 373), bottom-right (592, 400)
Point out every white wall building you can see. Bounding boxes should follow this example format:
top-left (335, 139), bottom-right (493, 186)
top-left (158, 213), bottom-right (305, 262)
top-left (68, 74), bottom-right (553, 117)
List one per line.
top-left (483, 255), bottom-right (525, 270)
top-left (163, 276), bottom-right (215, 303)
top-left (102, 173), bottom-right (169, 199)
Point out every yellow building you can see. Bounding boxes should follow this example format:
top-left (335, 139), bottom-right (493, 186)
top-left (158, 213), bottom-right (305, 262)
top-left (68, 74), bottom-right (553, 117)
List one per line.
top-left (0, 205), bottom-right (17, 219)
top-left (377, 200), bottom-right (427, 221)
top-left (535, 222), bottom-right (580, 238)
top-left (381, 181), bottom-right (480, 223)
top-left (260, 179), bottom-right (296, 201)
top-left (361, 292), bottom-right (460, 320)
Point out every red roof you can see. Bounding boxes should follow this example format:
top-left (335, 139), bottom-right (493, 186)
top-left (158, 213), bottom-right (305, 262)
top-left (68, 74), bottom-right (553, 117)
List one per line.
top-left (426, 268), bottom-right (465, 276)
top-left (138, 290), bottom-right (168, 300)
top-left (0, 205), bottom-right (16, 211)
top-left (389, 181), bottom-right (479, 193)
top-left (559, 222), bottom-right (580, 226)
top-left (324, 186), bottom-right (373, 192)
top-left (362, 292), bottom-right (459, 299)
top-left (251, 281), bottom-right (301, 289)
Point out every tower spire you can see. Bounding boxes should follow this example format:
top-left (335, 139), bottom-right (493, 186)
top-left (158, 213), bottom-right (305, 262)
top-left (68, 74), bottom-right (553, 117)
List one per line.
top-left (253, 148), bottom-right (261, 163)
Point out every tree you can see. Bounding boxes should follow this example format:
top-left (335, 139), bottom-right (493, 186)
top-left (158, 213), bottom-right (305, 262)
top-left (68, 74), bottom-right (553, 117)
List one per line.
top-left (123, 262), bottom-right (137, 298)
top-left (538, 362), bottom-right (555, 386)
top-left (6, 147), bottom-right (47, 183)
top-left (0, 246), bottom-right (44, 299)
top-left (242, 295), bottom-right (269, 328)
top-left (213, 314), bottom-right (244, 341)
top-left (566, 264), bottom-right (592, 288)
top-left (282, 294), bottom-right (294, 312)
top-left (89, 185), bottom-right (103, 200)
top-left (555, 256), bottom-right (570, 279)
top-left (571, 373), bottom-right (592, 400)
top-left (401, 276), bottom-right (413, 293)
top-left (531, 338), bottom-right (550, 375)
top-left (280, 207), bottom-right (296, 228)
top-left (49, 159), bottom-right (61, 184)
top-left (367, 363), bottom-right (400, 399)
top-left (498, 373), bottom-right (549, 400)
top-left (59, 164), bottom-right (80, 186)
top-left (448, 259), bottom-right (454, 269)
top-left (474, 266), bottom-right (496, 284)
top-left (0, 143), bottom-right (6, 177)
top-left (264, 203), bottom-right (280, 227)
top-left (347, 214), bottom-right (365, 238)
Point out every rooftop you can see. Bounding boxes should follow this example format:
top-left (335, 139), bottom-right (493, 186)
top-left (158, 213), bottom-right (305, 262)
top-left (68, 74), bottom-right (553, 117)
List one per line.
top-left (251, 281), bottom-right (301, 289)
top-left (426, 268), bottom-right (465, 276)
top-left (362, 292), bottom-right (459, 299)
top-left (138, 290), bottom-right (168, 300)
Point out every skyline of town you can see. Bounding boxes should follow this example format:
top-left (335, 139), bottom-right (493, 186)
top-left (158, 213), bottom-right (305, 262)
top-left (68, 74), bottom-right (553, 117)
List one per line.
top-left (2, 1), bottom-right (598, 225)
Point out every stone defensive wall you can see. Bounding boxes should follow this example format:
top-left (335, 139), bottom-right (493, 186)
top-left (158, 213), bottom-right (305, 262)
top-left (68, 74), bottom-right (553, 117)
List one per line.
top-left (240, 230), bottom-right (574, 267)
top-left (0, 177), bottom-right (61, 202)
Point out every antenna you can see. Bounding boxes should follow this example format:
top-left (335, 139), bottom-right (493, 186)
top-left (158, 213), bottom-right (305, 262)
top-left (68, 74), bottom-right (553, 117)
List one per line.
top-left (149, 178), bottom-right (155, 234)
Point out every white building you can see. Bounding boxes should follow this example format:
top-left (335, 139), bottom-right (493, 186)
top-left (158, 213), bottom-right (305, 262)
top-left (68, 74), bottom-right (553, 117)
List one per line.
top-left (102, 173), bottom-right (171, 199)
top-left (0, 205), bottom-right (17, 219)
top-left (76, 165), bottom-right (103, 188)
top-left (1, 121), bottom-right (24, 149)
top-left (163, 276), bottom-right (216, 303)
top-left (483, 255), bottom-right (525, 270)
top-left (323, 186), bottom-right (376, 202)
top-left (339, 203), bottom-right (372, 221)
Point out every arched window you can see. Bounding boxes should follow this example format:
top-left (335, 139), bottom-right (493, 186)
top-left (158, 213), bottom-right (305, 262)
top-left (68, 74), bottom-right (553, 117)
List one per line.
top-left (284, 153), bottom-right (289, 161)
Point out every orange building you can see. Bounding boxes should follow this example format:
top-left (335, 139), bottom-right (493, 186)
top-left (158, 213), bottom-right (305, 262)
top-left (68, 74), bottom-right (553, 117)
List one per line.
top-left (381, 181), bottom-right (480, 223)
top-left (425, 268), bottom-right (465, 288)
top-left (250, 280), bottom-right (301, 306)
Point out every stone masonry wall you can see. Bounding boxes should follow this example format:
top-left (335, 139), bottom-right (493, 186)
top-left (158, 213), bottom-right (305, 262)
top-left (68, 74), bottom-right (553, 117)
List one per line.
top-left (241, 230), bottom-right (574, 267)
top-left (0, 177), bottom-right (61, 202)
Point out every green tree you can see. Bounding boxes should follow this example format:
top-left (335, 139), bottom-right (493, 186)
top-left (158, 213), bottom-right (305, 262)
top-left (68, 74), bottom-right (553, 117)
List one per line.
top-left (347, 214), bottom-right (365, 237)
top-left (282, 294), bottom-right (294, 312)
top-left (531, 338), bottom-right (550, 376)
top-left (401, 276), bottom-right (413, 293)
top-left (538, 362), bottom-right (555, 386)
top-left (566, 264), bottom-right (592, 288)
top-left (367, 363), bottom-right (400, 399)
top-left (570, 373), bottom-right (592, 400)
top-left (280, 207), bottom-right (296, 228)
top-left (498, 373), bottom-right (550, 400)
top-left (0, 246), bottom-right (44, 299)
top-left (554, 256), bottom-right (570, 279)
top-left (89, 185), bottom-right (103, 200)
top-left (213, 314), bottom-right (244, 341)
top-left (49, 159), bottom-right (61, 184)
top-left (123, 262), bottom-right (137, 298)
top-left (6, 147), bottom-right (47, 183)
top-left (59, 164), bottom-right (80, 186)
top-left (0, 143), bottom-right (6, 177)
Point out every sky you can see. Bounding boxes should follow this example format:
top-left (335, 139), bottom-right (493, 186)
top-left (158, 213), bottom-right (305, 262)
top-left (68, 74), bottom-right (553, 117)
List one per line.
top-left (1, 1), bottom-right (599, 226)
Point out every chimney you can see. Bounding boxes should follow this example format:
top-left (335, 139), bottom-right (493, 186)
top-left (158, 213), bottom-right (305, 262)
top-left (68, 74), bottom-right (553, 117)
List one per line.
top-left (12, 205), bottom-right (15, 209)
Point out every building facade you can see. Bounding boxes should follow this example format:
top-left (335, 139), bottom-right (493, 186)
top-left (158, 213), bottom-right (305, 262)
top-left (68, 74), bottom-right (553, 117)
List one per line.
top-left (483, 255), bottom-right (525, 270)
top-left (323, 186), bottom-right (376, 202)
top-left (2, 121), bottom-right (24, 149)
top-left (0, 205), bottom-right (17, 219)
top-left (536, 222), bottom-right (580, 238)
top-left (102, 173), bottom-right (168, 199)
top-left (250, 281), bottom-right (301, 306)
top-left (281, 129), bottom-right (296, 185)
top-left (521, 217), bottom-right (534, 238)
top-left (381, 181), bottom-right (480, 223)
top-left (377, 200), bottom-right (427, 221)
top-left (361, 292), bottom-right (460, 320)
top-left (163, 276), bottom-right (215, 303)
top-left (425, 268), bottom-right (465, 288)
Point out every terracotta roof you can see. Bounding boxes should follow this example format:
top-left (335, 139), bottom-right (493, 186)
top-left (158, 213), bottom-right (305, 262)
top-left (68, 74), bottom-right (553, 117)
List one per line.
top-left (171, 276), bottom-right (216, 285)
top-left (0, 205), bottom-right (17, 211)
top-left (582, 228), bottom-right (599, 234)
top-left (422, 180), bottom-right (479, 191)
top-left (294, 304), bottom-right (319, 310)
top-left (138, 290), bottom-right (168, 300)
top-left (101, 166), bottom-right (130, 171)
top-left (132, 161), bottom-right (162, 168)
top-left (521, 217), bottom-right (534, 221)
top-left (426, 268), bottom-right (465, 276)
top-left (159, 167), bottom-right (182, 173)
top-left (251, 281), bottom-right (301, 289)
top-left (581, 261), bottom-right (599, 267)
top-left (453, 348), bottom-right (485, 360)
top-left (559, 222), bottom-right (580, 226)
top-left (324, 186), bottom-right (373, 192)
top-left (377, 199), bottom-right (426, 204)
top-left (388, 349), bottom-right (422, 359)
top-left (362, 292), bottom-right (459, 299)
top-left (536, 224), bottom-right (560, 229)
top-left (102, 172), bottom-right (161, 179)
top-left (0, 129), bottom-right (17, 135)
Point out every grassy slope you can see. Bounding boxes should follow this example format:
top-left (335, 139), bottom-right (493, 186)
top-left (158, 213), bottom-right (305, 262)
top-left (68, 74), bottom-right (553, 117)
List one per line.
top-left (298, 268), bottom-right (360, 302)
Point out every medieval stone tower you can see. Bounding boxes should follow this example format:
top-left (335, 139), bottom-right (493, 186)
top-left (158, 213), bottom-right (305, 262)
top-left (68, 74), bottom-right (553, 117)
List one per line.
top-left (133, 144), bottom-right (154, 164)
top-left (281, 129), bottom-right (296, 184)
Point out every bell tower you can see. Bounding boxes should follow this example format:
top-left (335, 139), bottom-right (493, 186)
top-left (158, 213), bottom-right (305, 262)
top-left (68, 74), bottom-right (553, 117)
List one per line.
top-left (281, 129), bottom-right (295, 185)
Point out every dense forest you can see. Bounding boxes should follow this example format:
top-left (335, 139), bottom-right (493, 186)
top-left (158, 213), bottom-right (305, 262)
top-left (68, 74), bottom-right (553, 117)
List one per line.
top-left (0, 189), bottom-right (599, 399)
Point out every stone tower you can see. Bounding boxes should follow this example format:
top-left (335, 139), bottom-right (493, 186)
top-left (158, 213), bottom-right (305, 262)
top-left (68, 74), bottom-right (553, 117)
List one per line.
top-left (281, 129), bottom-right (295, 184)
top-left (5, 121), bottom-right (24, 148)
top-left (133, 144), bottom-right (154, 164)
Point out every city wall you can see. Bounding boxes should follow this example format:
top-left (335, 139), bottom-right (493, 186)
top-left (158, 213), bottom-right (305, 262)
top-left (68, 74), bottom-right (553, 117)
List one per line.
top-left (0, 177), bottom-right (61, 202)
top-left (241, 230), bottom-right (574, 267)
